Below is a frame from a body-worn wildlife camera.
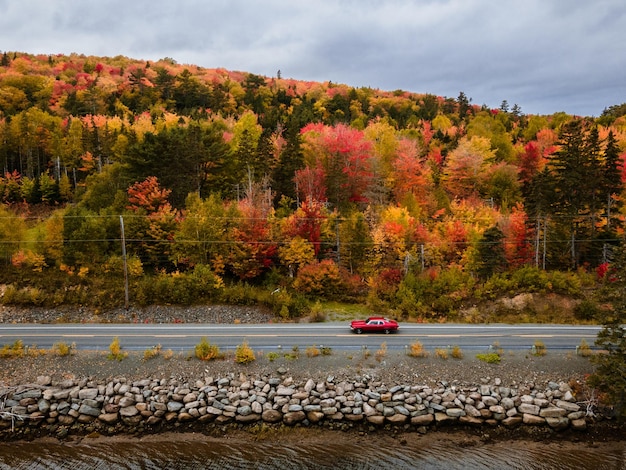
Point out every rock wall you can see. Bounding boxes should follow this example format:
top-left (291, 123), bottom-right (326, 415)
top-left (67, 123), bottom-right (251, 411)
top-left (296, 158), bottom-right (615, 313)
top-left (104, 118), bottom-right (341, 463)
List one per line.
top-left (0, 373), bottom-right (594, 439)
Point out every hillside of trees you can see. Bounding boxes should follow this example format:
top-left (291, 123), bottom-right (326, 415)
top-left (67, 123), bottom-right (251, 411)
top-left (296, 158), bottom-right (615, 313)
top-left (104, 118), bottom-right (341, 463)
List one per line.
top-left (1, 51), bottom-right (626, 321)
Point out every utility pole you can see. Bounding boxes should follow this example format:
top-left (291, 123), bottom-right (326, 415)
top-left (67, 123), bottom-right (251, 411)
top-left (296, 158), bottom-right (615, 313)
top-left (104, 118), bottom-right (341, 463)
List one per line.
top-left (119, 216), bottom-right (129, 310)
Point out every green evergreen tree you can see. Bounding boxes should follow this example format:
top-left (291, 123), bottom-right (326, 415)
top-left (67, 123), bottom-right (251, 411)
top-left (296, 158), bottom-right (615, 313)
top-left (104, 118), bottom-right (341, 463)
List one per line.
top-left (475, 225), bottom-right (508, 279)
top-left (271, 126), bottom-right (303, 205)
top-left (588, 243), bottom-right (626, 421)
top-left (602, 130), bottom-right (623, 231)
top-left (546, 119), bottom-right (604, 268)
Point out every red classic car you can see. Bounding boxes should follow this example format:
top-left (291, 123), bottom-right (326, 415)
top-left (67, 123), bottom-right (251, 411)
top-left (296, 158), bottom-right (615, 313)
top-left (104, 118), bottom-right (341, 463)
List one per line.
top-left (350, 316), bottom-right (399, 334)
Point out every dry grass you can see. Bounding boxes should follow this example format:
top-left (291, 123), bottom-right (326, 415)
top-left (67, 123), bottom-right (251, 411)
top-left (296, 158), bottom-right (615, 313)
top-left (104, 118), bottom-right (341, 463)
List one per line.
top-left (375, 342), bottom-right (387, 362)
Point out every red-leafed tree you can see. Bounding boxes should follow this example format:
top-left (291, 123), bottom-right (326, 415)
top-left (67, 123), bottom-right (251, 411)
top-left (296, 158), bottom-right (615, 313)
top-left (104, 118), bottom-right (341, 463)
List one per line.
top-left (281, 199), bottom-right (327, 256)
top-left (294, 166), bottom-right (326, 203)
top-left (300, 123), bottom-right (373, 210)
top-left (499, 204), bottom-right (533, 267)
top-left (227, 194), bottom-right (278, 280)
top-left (518, 141), bottom-right (543, 184)
top-left (127, 176), bottom-right (173, 214)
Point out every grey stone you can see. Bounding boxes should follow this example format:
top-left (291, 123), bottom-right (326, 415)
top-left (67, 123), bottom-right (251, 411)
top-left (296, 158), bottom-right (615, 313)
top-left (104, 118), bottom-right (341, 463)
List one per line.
top-left (555, 400), bottom-right (580, 412)
top-left (78, 404), bottom-right (101, 417)
top-left (446, 408), bottom-right (466, 418)
top-left (119, 406), bottom-right (138, 417)
top-left (518, 403), bottom-right (540, 415)
top-left (167, 401), bottom-right (184, 412)
top-left (540, 407), bottom-right (567, 418)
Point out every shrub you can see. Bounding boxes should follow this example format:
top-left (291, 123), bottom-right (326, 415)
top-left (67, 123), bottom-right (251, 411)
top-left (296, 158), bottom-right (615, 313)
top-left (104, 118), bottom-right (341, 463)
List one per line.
top-left (435, 348), bottom-right (449, 359)
top-left (162, 348), bottom-right (174, 360)
top-left (284, 345), bottom-right (300, 360)
top-left (451, 345), bottom-right (464, 359)
top-left (107, 336), bottom-right (127, 361)
top-left (408, 339), bottom-right (428, 358)
top-left (27, 344), bottom-right (47, 357)
top-left (476, 352), bottom-right (501, 364)
top-left (320, 346), bottom-right (332, 356)
top-left (306, 345), bottom-right (321, 357)
top-left (532, 340), bottom-right (547, 356)
top-left (293, 260), bottom-right (343, 298)
top-left (53, 341), bottom-right (74, 357)
top-left (0, 285), bottom-right (47, 306)
top-left (269, 290), bottom-right (309, 319)
top-left (308, 301), bottom-right (327, 322)
top-left (0, 340), bottom-right (25, 358)
top-left (143, 344), bottom-right (162, 360)
top-left (267, 351), bottom-right (280, 362)
top-left (235, 340), bottom-right (256, 364)
top-left (574, 299), bottom-right (602, 321)
top-left (195, 337), bottom-right (221, 361)
top-left (577, 339), bottom-right (593, 357)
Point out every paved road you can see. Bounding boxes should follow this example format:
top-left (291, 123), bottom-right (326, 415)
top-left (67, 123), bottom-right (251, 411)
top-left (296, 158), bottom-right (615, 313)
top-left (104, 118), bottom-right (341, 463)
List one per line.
top-left (0, 323), bottom-right (602, 353)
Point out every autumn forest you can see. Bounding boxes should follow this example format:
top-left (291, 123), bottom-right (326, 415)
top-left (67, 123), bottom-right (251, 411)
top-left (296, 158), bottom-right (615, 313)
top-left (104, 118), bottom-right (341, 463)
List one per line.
top-left (1, 51), bottom-right (626, 321)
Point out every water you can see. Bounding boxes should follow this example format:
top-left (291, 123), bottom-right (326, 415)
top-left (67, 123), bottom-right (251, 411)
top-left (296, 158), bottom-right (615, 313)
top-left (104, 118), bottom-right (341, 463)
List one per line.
top-left (0, 430), bottom-right (624, 470)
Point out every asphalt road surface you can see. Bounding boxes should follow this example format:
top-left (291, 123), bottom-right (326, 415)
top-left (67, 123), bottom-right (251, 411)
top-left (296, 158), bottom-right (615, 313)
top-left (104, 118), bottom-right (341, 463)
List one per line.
top-left (0, 323), bottom-right (602, 354)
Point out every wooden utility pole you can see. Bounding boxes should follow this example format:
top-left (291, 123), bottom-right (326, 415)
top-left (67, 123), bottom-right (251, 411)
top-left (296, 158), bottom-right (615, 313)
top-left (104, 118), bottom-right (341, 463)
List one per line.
top-left (120, 216), bottom-right (129, 309)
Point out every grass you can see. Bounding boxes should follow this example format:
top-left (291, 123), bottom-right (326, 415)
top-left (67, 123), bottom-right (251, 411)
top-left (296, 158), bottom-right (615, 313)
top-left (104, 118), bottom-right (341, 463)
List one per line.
top-left (375, 342), bottom-right (387, 362)
top-left (267, 351), bottom-right (280, 362)
top-left (476, 352), bottom-right (501, 364)
top-left (317, 301), bottom-right (376, 322)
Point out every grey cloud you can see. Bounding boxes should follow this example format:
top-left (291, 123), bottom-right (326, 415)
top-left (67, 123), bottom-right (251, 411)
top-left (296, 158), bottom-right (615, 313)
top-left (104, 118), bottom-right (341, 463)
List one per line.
top-left (0, 0), bottom-right (624, 115)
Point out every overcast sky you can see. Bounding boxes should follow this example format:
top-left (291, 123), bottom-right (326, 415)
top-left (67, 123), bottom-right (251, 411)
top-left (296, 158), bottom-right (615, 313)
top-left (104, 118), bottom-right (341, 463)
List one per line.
top-left (1, 0), bottom-right (624, 116)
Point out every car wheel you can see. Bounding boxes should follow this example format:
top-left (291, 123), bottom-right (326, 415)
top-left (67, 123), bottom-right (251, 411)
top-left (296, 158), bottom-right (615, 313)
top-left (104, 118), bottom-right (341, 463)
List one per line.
top-left (384, 329), bottom-right (390, 334)
top-left (355, 328), bottom-right (362, 334)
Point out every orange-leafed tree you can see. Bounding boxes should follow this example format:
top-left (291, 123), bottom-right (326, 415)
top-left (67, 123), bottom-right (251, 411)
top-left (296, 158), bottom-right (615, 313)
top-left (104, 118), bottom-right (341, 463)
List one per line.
top-left (498, 204), bottom-right (533, 268)
top-left (227, 185), bottom-right (278, 280)
top-left (391, 138), bottom-right (433, 207)
top-left (125, 176), bottom-right (178, 270)
top-left (281, 198), bottom-right (328, 256)
top-left (442, 136), bottom-right (495, 201)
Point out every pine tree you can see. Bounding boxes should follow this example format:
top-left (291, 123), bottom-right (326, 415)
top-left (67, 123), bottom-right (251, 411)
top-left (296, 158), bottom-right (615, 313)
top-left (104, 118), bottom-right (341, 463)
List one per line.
top-left (475, 225), bottom-right (508, 279)
top-left (588, 243), bottom-right (626, 421)
top-left (602, 131), bottom-right (623, 231)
